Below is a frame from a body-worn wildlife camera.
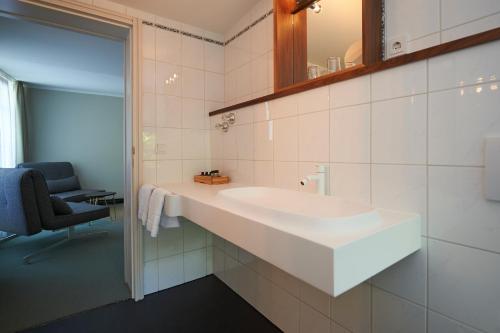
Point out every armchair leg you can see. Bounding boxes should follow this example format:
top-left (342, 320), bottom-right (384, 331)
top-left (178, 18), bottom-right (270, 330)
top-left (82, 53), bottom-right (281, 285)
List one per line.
top-left (66, 225), bottom-right (108, 240)
top-left (23, 238), bottom-right (69, 264)
top-left (0, 234), bottom-right (18, 244)
top-left (23, 226), bottom-right (108, 264)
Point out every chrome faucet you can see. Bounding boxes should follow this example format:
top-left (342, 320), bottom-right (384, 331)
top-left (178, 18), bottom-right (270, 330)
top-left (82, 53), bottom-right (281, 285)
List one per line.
top-left (300, 165), bottom-right (329, 195)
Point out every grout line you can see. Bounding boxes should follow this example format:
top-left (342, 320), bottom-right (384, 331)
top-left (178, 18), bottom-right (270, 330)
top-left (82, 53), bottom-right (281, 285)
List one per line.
top-left (331, 161), bottom-right (371, 166)
top-left (407, 31), bottom-right (442, 44)
top-left (426, 236), bottom-right (500, 256)
top-left (143, 56), bottom-right (225, 76)
top-left (372, 91), bottom-right (428, 104)
top-left (332, 321), bottom-right (354, 333)
top-left (259, 108), bottom-right (330, 122)
top-left (428, 79), bottom-right (500, 94)
top-left (370, 161), bottom-right (427, 167)
top-left (425, 58), bottom-right (430, 333)
top-left (362, 162), bottom-right (483, 168)
top-left (332, 101), bottom-right (372, 110)
top-left (427, 308), bottom-right (489, 333)
top-left (369, 280), bottom-right (373, 333)
top-left (427, 164), bottom-right (484, 168)
top-left (369, 74), bottom-right (374, 207)
top-left (181, 219), bottom-right (186, 282)
top-left (155, 232), bottom-right (160, 292)
top-left (438, 0), bottom-right (443, 44)
top-left (440, 9), bottom-right (500, 32)
top-left (202, 159), bottom-right (487, 168)
top-left (372, 285), bottom-right (426, 309)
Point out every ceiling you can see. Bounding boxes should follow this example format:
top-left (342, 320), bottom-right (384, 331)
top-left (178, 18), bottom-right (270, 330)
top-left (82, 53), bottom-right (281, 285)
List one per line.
top-left (0, 16), bottom-right (124, 96)
top-left (110, 0), bottom-right (259, 34)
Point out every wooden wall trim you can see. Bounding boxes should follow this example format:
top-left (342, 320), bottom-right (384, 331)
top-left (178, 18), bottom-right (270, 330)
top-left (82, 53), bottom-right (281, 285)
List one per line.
top-left (210, 27), bottom-right (500, 117)
top-left (292, 9), bottom-right (308, 84)
top-left (273, 0), bottom-right (296, 90)
top-left (362, 0), bottom-right (382, 66)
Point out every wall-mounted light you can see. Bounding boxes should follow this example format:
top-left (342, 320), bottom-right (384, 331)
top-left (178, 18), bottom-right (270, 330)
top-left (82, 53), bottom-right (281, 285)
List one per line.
top-left (310, 1), bottom-right (322, 13)
top-left (294, 0), bottom-right (322, 14)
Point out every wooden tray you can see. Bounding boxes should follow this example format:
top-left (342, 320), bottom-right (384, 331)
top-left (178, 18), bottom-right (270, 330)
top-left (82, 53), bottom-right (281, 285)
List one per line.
top-left (194, 175), bottom-right (230, 185)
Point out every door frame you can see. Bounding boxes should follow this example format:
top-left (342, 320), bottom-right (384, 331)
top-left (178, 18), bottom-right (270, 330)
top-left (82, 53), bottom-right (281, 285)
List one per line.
top-left (1, 0), bottom-right (144, 300)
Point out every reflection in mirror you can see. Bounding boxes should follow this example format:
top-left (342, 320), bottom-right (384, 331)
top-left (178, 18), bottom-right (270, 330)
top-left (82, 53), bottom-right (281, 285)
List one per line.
top-left (306, 0), bottom-right (362, 79)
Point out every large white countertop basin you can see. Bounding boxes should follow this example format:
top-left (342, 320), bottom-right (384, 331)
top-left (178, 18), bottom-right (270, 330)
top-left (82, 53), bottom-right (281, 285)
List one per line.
top-left (159, 183), bottom-right (421, 297)
top-left (217, 187), bottom-right (382, 233)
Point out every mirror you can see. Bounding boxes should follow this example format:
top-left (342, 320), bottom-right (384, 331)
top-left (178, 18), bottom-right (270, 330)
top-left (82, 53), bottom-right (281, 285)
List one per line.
top-left (306, 0), bottom-right (363, 79)
top-left (274, 0), bottom-right (382, 91)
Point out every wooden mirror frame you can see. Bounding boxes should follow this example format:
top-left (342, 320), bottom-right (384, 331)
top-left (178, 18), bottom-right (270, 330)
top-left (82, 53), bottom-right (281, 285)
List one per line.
top-left (274, 0), bottom-right (382, 90)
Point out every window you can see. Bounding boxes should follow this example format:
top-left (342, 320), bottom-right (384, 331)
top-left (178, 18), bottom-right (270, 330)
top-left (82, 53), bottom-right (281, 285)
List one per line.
top-left (0, 74), bottom-right (16, 167)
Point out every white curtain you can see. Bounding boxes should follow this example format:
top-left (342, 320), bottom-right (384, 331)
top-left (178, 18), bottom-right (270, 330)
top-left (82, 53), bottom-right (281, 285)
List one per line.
top-left (0, 74), bottom-right (17, 168)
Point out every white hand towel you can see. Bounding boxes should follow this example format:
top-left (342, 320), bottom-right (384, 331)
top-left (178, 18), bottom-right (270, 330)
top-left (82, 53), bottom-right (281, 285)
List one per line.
top-left (138, 184), bottom-right (156, 225)
top-left (146, 188), bottom-right (167, 237)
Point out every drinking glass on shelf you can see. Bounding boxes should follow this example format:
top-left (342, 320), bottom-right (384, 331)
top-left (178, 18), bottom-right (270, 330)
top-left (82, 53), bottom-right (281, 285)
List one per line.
top-left (327, 56), bottom-right (342, 73)
top-left (308, 65), bottom-right (320, 79)
top-left (345, 61), bottom-right (354, 68)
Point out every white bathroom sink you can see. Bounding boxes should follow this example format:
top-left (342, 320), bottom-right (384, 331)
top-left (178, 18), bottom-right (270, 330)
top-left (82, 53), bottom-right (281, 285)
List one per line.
top-left (217, 187), bottom-right (382, 233)
top-left (160, 183), bottom-right (421, 296)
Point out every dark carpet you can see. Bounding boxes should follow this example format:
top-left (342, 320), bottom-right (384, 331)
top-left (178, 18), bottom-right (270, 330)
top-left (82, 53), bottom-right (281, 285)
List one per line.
top-left (0, 209), bottom-right (130, 333)
top-left (22, 275), bottom-right (282, 333)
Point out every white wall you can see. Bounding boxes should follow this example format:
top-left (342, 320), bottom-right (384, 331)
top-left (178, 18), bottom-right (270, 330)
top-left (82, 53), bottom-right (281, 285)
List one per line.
top-left (139, 16), bottom-right (225, 294)
top-left (385, 0), bottom-right (500, 55)
top-left (208, 2), bottom-right (500, 331)
top-left (26, 87), bottom-right (124, 197)
top-left (212, 39), bottom-right (500, 332)
top-left (72, 1), bottom-right (500, 332)
top-left (73, 0), bottom-right (224, 295)
top-left (140, 20), bottom-right (223, 187)
top-left (224, 0), bottom-right (274, 107)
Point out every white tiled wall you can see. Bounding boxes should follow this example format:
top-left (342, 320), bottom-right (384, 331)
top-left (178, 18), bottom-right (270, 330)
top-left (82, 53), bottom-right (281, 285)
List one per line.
top-left (211, 40), bottom-right (500, 333)
top-left (71, 0), bottom-right (221, 296)
top-left (73, 1), bottom-right (500, 331)
top-left (385, 0), bottom-right (500, 55)
top-left (222, 0), bottom-right (500, 102)
top-left (143, 218), bottom-right (214, 295)
top-left (224, 0), bottom-right (274, 106)
top-left (140, 16), bottom-right (224, 294)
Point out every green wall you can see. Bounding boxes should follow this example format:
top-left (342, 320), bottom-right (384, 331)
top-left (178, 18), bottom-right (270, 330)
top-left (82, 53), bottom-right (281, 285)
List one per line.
top-left (27, 88), bottom-right (124, 197)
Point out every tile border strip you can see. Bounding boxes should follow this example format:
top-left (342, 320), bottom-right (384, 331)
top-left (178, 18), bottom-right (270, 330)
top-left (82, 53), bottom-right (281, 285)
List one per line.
top-left (142, 21), bottom-right (224, 46)
top-left (224, 9), bottom-right (274, 46)
top-left (142, 8), bottom-right (274, 48)
top-left (381, 0), bottom-right (386, 59)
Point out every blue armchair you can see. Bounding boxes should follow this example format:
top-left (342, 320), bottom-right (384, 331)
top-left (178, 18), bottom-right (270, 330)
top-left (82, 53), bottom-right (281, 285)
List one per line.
top-left (17, 162), bottom-right (104, 202)
top-left (0, 168), bottom-right (110, 263)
